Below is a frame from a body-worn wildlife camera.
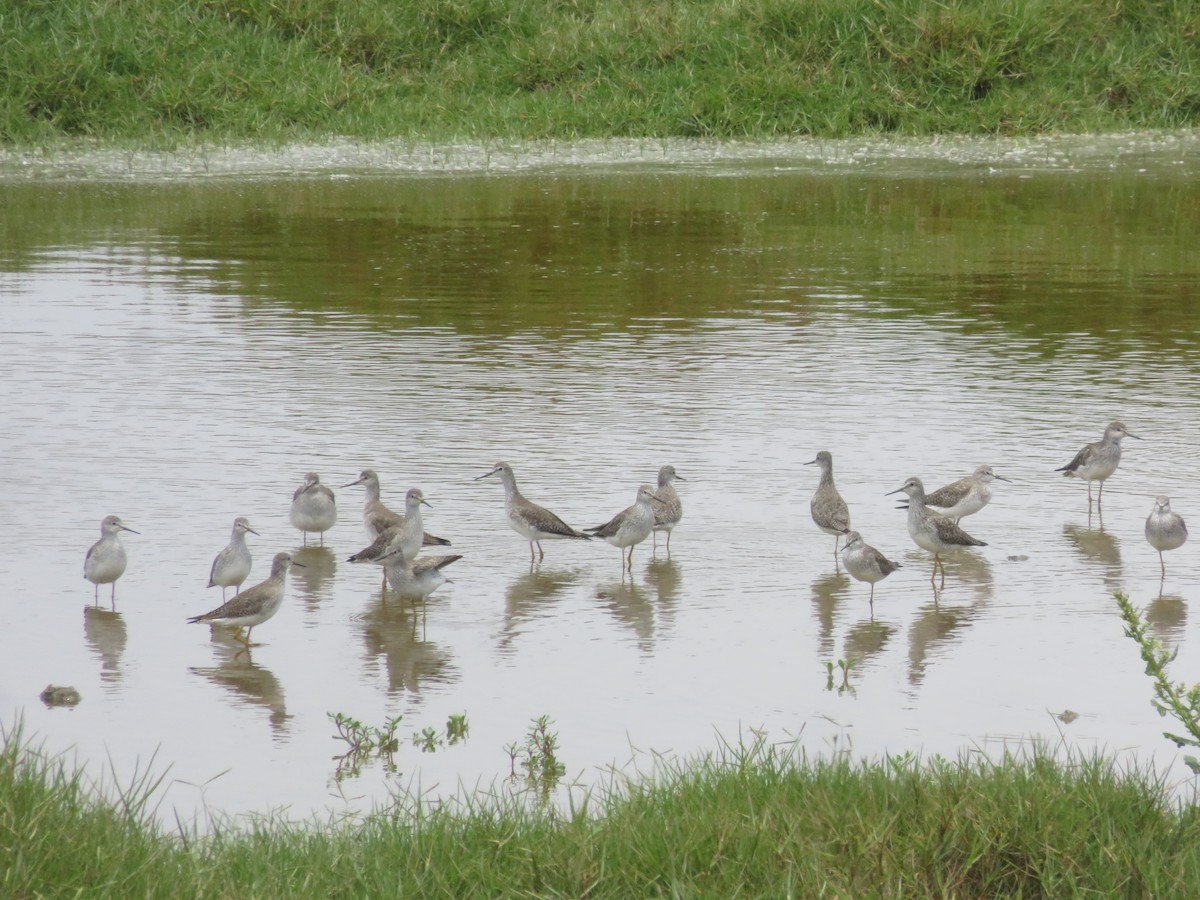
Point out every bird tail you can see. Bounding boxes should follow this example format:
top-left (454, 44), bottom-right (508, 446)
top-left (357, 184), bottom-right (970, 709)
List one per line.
top-left (423, 533), bottom-right (452, 547)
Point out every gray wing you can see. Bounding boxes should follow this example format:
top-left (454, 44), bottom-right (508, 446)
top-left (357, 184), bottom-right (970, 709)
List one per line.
top-left (189, 588), bottom-right (260, 623)
top-left (932, 515), bottom-right (987, 547)
top-left (924, 477), bottom-right (971, 508)
top-left (367, 502), bottom-right (403, 535)
top-left (586, 506), bottom-right (631, 538)
top-left (865, 544), bottom-right (901, 575)
top-left (349, 526), bottom-right (399, 562)
top-left (411, 554), bottom-right (463, 576)
top-left (522, 498), bottom-right (590, 539)
top-left (1057, 442), bottom-right (1096, 474)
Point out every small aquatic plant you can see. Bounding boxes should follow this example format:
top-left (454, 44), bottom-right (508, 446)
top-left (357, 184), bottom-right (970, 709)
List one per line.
top-left (1115, 591), bottom-right (1200, 772)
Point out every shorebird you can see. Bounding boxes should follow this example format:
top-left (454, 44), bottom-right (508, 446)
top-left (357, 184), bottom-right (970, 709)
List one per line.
top-left (207, 517), bottom-right (259, 601)
top-left (1056, 421), bottom-right (1140, 509)
top-left (379, 546), bottom-right (463, 604)
top-left (887, 476), bottom-right (987, 588)
top-left (289, 472), bottom-right (336, 546)
top-left (651, 465), bottom-right (686, 553)
top-left (347, 488), bottom-right (434, 590)
top-left (586, 484), bottom-right (663, 572)
top-left (1145, 496), bottom-right (1188, 578)
top-left (84, 515), bottom-right (140, 605)
top-left (188, 552), bottom-right (303, 646)
top-left (839, 530), bottom-right (902, 614)
top-left (476, 462), bottom-right (591, 562)
top-left (920, 465), bottom-right (1011, 523)
top-left (806, 451), bottom-right (850, 555)
top-left (341, 469), bottom-right (451, 547)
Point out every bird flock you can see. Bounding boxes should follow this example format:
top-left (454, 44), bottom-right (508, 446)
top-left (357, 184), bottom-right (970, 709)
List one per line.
top-left (83, 463), bottom-right (687, 646)
top-left (82, 420), bottom-right (1190, 641)
top-left (811, 420), bottom-right (1187, 613)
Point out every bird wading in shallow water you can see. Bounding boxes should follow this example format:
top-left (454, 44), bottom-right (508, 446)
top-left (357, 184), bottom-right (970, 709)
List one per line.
top-left (379, 545), bottom-right (463, 605)
top-left (341, 468), bottom-right (451, 547)
top-left (887, 476), bottom-right (986, 589)
top-left (586, 484), bottom-right (664, 573)
top-left (1056, 421), bottom-right (1140, 511)
top-left (651, 465), bottom-right (686, 553)
top-left (1145, 496), bottom-right (1188, 579)
top-left (919, 465), bottom-right (1011, 524)
top-left (188, 552), bottom-right (303, 646)
top-left (84, 515), bottom-right (140, 606)
top-left (806, 451), bottom-right (850, 557)
top-left (290, 472), bottom-right (336, 546)
top-left (839, 530), bottom-right (902, 615)
top-left (207, 516), bottom-right (259, 601)
top-left (475, 462), bottom-right (591, 563)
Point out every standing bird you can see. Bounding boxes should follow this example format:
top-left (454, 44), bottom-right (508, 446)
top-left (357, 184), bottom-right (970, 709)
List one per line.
top-left (341, 469), bottom-right (451, 547)
top-left (476, 462), bottom-right (591, 562)
top-left (839, 530), bottom-right (902, 614)
top-left (84, 515), bottom-right (140, 605)
top-left (921, 465), bottom-right (1011, 524)
top-left (289, 472), bottom-right (336, 546)
top-left (379, 545), bottom-right (464, 605)
top-left (887, 477), bottom-right (987, 588)
top-left (207, 517), bottom-right (259, 601)
top-left (347, 488), bottom-right (434, 591)
top-left (806, 451), bottom-right (850, 556)
top-left (188, 552), bottom-right (303, 646)
top-left (586, 484), bottom-right (664, 572)
top-left (1145, 496), bottom-right (1188, 578)
top-left (651, 465), bottom-right (686, 553)
top-left (1056, 421), bottom-right (1140, 510)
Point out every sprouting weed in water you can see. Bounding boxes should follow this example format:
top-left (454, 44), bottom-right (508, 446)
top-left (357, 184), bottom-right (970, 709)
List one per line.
top-left (414, 726), bottom-right (443, 753)
top-left (447, 712), bottom-right (469, 745)
top-left (506, 714), bottom-right (566, 797)
top-left (329, 712), bottom-right (402, 780)
top-left (328, 711), bottom-right (468, 779)
top-left (824, 658), bottom-right (857, 695)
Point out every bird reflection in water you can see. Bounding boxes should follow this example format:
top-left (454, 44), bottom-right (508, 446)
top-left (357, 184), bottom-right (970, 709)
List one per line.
top-left (500, 566), bottom-right (580, 653)
top-left (843, 618), bottom-right (896, 670)
top-left (1062, 522), bottom-right (1124, 593)
top-left (358, 600), bottom-right (456, 700)
top-left (1146, 593), bottom-right (1188, 649)
top-left (927, 551), bottom-right (994, 607)
top-left (811, 570), bottom-right (851, 658)
top-left (907, 600), bottom-right (987, 687)
top-left (643, 556), bottom-right (682, 632)
top-left (289, 546), bottom-right (338, 612)
top-left (594, 578), bottom-right (654, 652)
top-left (189, 629), bottom-right (290, 736)
top-left (83, 606), bottom-right (127, 689)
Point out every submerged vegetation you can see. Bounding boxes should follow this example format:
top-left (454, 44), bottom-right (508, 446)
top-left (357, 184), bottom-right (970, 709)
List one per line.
top-left (4, 725), bottom-right (1200, 896)
top-left (2, 0), bottom-right (1199, 145)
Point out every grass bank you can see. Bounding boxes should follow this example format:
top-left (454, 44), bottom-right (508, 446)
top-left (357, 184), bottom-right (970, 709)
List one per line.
top-left (4, 728), bottom-right (1200, 896)
top-left (2, 0), bottom-right (1198, 146)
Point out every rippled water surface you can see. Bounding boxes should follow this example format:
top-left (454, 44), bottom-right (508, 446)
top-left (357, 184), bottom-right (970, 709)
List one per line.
top-left (3, 134), bottom-right (1200, 825)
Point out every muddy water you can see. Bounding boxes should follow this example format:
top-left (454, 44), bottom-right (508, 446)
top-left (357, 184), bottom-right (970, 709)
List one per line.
top-left (2, 133), bottom-right (1199, 825)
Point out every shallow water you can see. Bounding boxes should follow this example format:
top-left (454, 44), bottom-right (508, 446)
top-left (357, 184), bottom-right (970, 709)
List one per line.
top-left (2, 134), bottom-right (1200, 826)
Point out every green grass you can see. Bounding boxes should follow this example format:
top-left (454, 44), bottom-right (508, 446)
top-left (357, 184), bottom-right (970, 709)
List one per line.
top-left (1, 0), bottom-right (1198, 146)
top-left (5, 726), bottom-right (1200, 896)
